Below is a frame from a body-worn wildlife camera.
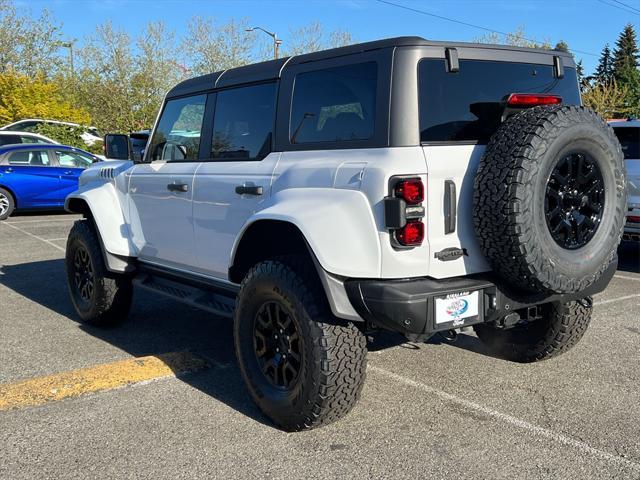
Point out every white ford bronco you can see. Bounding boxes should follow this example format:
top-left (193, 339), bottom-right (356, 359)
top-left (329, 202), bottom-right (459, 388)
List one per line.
top-left (65, 37), bottom-right (627, 431)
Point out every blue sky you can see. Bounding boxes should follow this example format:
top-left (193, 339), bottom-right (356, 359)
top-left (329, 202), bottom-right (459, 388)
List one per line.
top-left (23, 0), bottom-right (640, 74)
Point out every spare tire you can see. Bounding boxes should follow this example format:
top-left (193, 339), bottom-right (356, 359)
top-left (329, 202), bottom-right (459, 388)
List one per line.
top-left (474, 105), bottom-right (626, 294)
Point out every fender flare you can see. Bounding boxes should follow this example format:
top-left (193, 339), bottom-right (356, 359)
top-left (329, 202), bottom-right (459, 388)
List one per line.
top-left (232, 188), bottom-right (381, 279)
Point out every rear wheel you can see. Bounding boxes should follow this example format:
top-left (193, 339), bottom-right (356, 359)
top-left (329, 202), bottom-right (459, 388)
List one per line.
top-left (474, 299), bottom-right (593, 362)
top-left (66, 220), bottom-right (133, 326)
top-left (0, 188), bottom-right (15, 220)
top-left (234, 256), bottom-right (367, 431)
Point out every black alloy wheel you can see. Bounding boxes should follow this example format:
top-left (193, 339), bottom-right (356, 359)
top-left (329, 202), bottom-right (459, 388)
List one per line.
top-left (73, 245), bottom-right (95, 305)
top-left (545, 151), bottom-right (605, 250)
top-left (253, 301), bottom-right (302, 390)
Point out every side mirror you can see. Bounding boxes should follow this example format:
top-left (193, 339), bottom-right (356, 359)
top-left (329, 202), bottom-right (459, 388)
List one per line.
top-left (104, 134), bottom-right (131, 160)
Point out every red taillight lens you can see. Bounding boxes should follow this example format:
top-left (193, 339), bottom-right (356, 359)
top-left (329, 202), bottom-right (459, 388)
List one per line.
top-left (396, 220), bottom-right (424, 246)
top-left (395, 178), bottom-right (424, 205)
top-left (506, 93), bottom-right (562, 107)
top-left (628, 216), bottom-right (640, 223)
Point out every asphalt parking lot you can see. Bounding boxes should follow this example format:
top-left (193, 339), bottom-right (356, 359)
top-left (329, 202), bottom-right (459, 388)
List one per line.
top-left (1, 213), bottom-right (639, 479)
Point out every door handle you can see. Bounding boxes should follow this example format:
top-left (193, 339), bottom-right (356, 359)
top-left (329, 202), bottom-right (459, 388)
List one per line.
top-left (64, 171), bottom-right (73, 175)
top-left (235, 184), bottom-right (263, 196)
top-left (167, 183), bottom-right (189, 193)
top-left (5, 167), bottom-right (12, 173)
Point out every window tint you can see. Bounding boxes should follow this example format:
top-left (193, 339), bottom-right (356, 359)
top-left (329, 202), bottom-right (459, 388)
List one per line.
top-left (211, 83), bottom-right (277, 161)
top-left (418, 59), bottom-right (581, 143)
top-left (148, 95), bottom-right (207, 161)
top-left (56, 150), bottom-right (95, 168)
top-left (613, 127), bottom-right (639, 159)
top-left (0, 135), bottom-right (21, 146)
top-left (8, 150), bottom-right (50, 166)
top-left (20, 135), bottom-right (44, 144)
top-left (290, 62), bottom-right (377, 144)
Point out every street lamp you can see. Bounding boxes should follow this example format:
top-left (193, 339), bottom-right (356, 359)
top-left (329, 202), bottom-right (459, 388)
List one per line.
top-left (54, 40), bottom-right (75, 77)
top-left (246, 26), bottom-right (283, 60)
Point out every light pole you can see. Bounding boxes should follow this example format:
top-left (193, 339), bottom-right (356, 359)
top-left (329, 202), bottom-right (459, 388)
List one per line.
top-left (246, 26), bottom-right (283, 60)
top-left (55, 40), bottom-right (75, 77)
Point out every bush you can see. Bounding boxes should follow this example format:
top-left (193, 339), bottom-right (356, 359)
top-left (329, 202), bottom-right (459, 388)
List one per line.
top-left (35, 123), bottom-right (103, 154)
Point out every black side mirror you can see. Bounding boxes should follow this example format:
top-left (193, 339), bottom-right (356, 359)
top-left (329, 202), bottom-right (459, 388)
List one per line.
top-left (104, 134), bottom-right (132, 160)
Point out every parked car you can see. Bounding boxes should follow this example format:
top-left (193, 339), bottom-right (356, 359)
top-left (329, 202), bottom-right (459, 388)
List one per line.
top-left (67, 36), bottom-right (626, 431)
top-left (610, 119), bottom-right (639, 241)
top-left (1, 119), bottom-right (102, 146)
top-left (0, 130), bottom-right (58, 146)
top-left (0, 144), bottom-right (100, 220)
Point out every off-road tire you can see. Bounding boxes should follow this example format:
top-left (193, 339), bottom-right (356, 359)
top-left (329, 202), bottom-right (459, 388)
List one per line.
top-left (474, 298), bottom-right (592, 362)
top-left (234, 255), bottom-right (367, 431)
top-left (474, 105), bottom-right (626, 294)
top-left (0, 187), bottom-right (15, 220)
top-left (66, 219), bottom-right (133, 326)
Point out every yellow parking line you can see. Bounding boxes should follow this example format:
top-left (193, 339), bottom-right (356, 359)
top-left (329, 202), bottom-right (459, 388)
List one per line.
top-left (0, 352), bottom-right (208, 411)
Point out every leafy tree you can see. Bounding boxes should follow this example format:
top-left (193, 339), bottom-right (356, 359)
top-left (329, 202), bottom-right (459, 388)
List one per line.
top-left (475, 26), bottom-right (551, 49)
top-left (34, 123), bottom-right (102, 154)
top-left (554, 40), bottom-right (569, 52)
top-left (0, 71), bottom-right (90, 126)
top-left (285, 21), bottom-right (355, 56)
top-left (581, 80), bottom-right (632, 119)
top-left (0, 0), bottom-right (65, 76)
top-left (594, 44), bottom-right (614, 85)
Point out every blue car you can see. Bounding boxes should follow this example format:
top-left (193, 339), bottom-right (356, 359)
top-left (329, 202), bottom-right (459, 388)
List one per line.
top-left (0, 144), bottom-right (100, 220)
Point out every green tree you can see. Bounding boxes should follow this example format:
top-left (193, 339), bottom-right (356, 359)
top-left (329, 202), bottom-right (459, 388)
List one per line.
top-left (594, 43), bottom-right (614, 85)
top-left (554, 40), bottom-right (570, 52)
top-left (0, 0), bottom-right (65, 76)
top-left (0, 71), bottom-right (90, 125)
top-left (582, 79), bottom-right (632, 119)
top-left (613, 23), bottom-right (639, 82)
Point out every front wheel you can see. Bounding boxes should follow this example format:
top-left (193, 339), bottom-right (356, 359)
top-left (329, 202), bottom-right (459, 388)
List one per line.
top-left (474, 299), bottom-right (593, 362)
top-left (66, 220), bottom-right (133, 326)
top-left (234, 256), bottom-right (367, 431)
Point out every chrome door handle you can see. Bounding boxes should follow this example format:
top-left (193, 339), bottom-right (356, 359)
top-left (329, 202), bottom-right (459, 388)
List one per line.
top-left (167, 183), bottom-right (189, 193)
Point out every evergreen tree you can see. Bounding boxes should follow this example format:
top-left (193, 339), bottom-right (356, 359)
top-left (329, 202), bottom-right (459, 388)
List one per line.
top-left (594, 44), bottom-right (614, 85)
top-left (612, 23), bottom-right (639, 82)
top-left (554, 40), bottom-right (569, 53)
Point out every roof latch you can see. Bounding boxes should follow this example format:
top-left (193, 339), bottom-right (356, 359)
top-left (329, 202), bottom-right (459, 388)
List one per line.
top-left (445, 48), bottom-right (459, 73)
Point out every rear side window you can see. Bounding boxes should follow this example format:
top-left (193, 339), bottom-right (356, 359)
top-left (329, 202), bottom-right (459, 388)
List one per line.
top-left (211, 82), bottom-right (277, 161)
top-left (418, 59), bottom-right (581, 143)
top-left (56, 150), bottom-right (95, 168)
top-left (290, 62), bottom-right (377, 144)
top-left (613, 127), bottom-right (639, 159)
top-left (8, 150), bottom-right (50, 166)
top-left (148, 94), bottom-right (207, 161)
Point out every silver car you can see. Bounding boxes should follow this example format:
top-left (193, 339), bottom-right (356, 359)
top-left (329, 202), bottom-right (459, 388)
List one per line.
top-left (611, 119), bottom-right (640, 242)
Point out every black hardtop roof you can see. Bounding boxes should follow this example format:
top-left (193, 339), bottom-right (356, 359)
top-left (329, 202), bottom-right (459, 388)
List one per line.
top-left (167, 36), bottom-right (575, 98)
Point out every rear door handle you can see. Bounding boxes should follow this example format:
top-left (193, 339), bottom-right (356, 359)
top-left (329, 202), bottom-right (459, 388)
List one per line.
top-left (235, 184), bottom-right (263, 196)
top-left (167, 183), bottom-right (189, 193)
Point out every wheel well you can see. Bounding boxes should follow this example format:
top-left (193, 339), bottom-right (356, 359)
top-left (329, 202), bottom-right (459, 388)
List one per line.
top-left (229, 220), bottom-right (311, 283)
top-left (0, 185), bottom-right (17, 208)
top-left (66, 198), bottom-right (93, 219)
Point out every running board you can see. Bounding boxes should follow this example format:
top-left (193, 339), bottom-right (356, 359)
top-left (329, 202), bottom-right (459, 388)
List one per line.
top-left (134, 273), bottom-right (236, 318)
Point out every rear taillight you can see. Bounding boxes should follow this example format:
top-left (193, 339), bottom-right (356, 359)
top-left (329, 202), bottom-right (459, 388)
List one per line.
top-left (628, 216), bottom-right (640, 223)
top-left (396, 220), bottom-right (424, 246)
top-left (394, 178), bottom-right (424, 205)
top-left (506, 93), bottom-right (562, 107)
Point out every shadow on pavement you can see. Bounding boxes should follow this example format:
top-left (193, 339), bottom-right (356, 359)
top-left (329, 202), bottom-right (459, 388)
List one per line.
top-left (0, 258), bottom-right (270, 428)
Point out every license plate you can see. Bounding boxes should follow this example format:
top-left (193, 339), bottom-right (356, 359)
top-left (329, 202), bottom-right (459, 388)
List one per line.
top-left (435, 291), bottom-right (480, 326)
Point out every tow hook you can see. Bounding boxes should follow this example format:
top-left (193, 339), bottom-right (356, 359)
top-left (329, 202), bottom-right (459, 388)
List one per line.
top-left (439, 329), bottom-right (458, 342)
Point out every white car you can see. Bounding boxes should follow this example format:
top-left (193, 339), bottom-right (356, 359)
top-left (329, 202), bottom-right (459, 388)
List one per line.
top-left (64, 37), bottom-right (627, 431)
top-left (610, 119), bottom-right (640, 241)
top-left (0, 130), bottom-right (58, 146)
top-left (1, 119), bottom-right (102, 146)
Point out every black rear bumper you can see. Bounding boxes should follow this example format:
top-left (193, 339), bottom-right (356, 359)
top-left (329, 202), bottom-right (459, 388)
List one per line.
top-left (344, 258), bottom-right (617, 340)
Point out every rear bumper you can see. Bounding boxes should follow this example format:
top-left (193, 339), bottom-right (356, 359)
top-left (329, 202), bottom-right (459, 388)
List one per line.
top-left (345, 258), bottom-right (617, 340)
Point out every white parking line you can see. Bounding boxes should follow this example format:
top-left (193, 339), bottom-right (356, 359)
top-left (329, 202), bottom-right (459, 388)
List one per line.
top-left (5, 218), bottom-right (77, 225)
top-left (1, 222), bottom-right (65, 252)
top-left (594, 294), bottom-right (640, 306)
top-left (614, 274), bottom-right (640, 283)
top-left (44, 238), bottom-right (68, 242)
top-left (369, 365), bottom-right (640, 473)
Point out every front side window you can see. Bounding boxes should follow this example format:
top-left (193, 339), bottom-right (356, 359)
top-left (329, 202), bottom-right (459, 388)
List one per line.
top-left (0, 135), bottom-right (21, 146)
top-left (148, 94), bottom-right (207, 161)
top-left (211, 83), bottom-right (277, 161)
top-left (56, 150), bottom-right (95, 168)
top-left (290, 62), bottom-right (377, 144)
top-left (8, 150), bottom-right (51, 166)
top-left (418, 59), bottom-right (581, 143)
top-left (20, 135), bottom-right (47, 144)
top-left (613, 127), bottom-right (640, 159)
